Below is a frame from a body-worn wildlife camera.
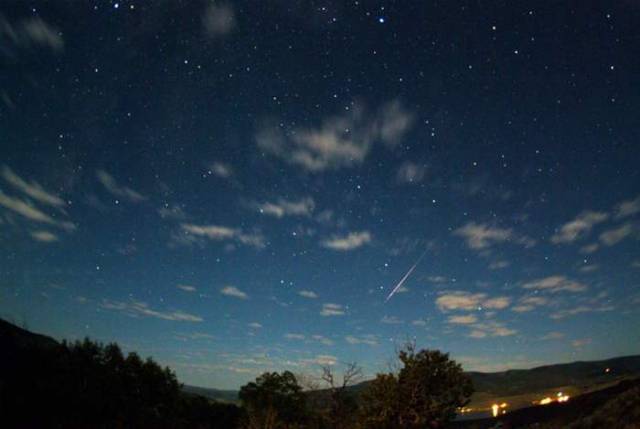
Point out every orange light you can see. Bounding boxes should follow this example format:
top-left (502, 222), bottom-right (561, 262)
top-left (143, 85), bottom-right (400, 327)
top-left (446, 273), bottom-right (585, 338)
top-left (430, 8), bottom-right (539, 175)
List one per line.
top-left (491, 404), bottom-right (499, 417)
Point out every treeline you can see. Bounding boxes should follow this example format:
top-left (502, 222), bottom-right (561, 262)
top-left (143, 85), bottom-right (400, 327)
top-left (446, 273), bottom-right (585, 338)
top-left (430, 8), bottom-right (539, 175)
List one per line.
top-left (0, 334), bottom-right (473, 429)
top-left (239, 346), bottom-right (473, 429)
top-left (0, 338), bottom-right (240, 428)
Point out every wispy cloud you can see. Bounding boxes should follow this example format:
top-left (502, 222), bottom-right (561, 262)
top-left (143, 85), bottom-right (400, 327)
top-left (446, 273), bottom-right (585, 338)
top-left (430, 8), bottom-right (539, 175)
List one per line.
top-left (380, 315), bottom-right (404, 324)
top-left (550, 305), bottom-right (614, 320)
top-left (220, 286), bottom-right (248, 299)
top-left (311, 335), bottom-right (334, 346)
top-left (540, 331), bottom-right (565, 340)
top-left (285, 333), bottom-right (305, 340)
top-left (30, 230), bottom-right (58, 242)
top-left (298, 290), bottom-right (318, 299)
top-left (453, 222), bottom-right (534, 250)
top-left (396, 162), bottom-right (427, 184)
top-left (209, 162), bottom-right (234, 179)
top-left (177, 284), bottom-right (197, 292)
top-left (96, 170), bottom-right (146, 203)
top-left (345, 334), bottom-right (378, 346)
top-left (436, 291), bottom-right (511, 312)
top-left (521, 276), bottom-right (587, 293)
top-left (599, 223), bottom-right (635, 246)
top-left (447, 314), bottom-right (478, 325)
top-left (101, 299), bottom-right (203, 322)
top-left (248, 322), bottom-right (262, 329)
top-left (0, 16), bottom-right (63, 52)
top-left (467, 321), bottom-right (517, 338)
top-left (579, 243), bottom-right (599, 254)
top-left (483, 297), bottom-right (511, 309)
top-left (489, 260), bottom-right (510, 270)
top-left (202, 2), bottom-right (236, 37)
top-left (512, 296), bottom-right (548, 313)
top-left (321, 231), bottom-right (371, 251)
top-left (180, 223), bottom-right (265, 248)
top-left (0, 190), bottom-right (75, 231)
top-left (1, 166), bottom-right (65, 208)
top-left (615, 195), bottom-right (640, 219)
top-left (175, 332), bottom-right (215, 341)
top-left (551, 211), bottom-right (608, 244)
top-left (572, 338), bottom-right (592, 348)
top-left (320, 303), bottom-right (345, 316)
top-left (306, 355), bottom-right (338, 366)
top-left (257, 100), bottom-right (413, 172)
top-left (257, 197), bottom-right (315, 218)
top-left (158, 205), bottom-right (187, 220)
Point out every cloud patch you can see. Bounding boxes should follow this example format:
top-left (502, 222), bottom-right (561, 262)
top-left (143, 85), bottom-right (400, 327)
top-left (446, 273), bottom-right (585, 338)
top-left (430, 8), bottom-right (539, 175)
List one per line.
top-left (101, 299), bottom-right (203, 322)
top-left (345, 334), bottom-right (378, 346)
top-left (512, 296), bottom-right (548, 313)
top-left (447, 314), bottom-right (478, 325)
top-left (615, 196), bottom-right (640, 219)
top-left (521, 276), bottom-right (587, 293)
top-left (257, 100), bottom-right (413, 172)
top-left (320, 303), bottom-right (345, 316)
top-left (599, 223), bottom-right (635, 246)
top-left (436, 291), bottom-right (511, 312)
top-left (2, 166), bottom-right (65, 208)
top-left (453, 222), bottom-right (534, 250)
top-left (30, 230), bottom-right (58, 242)
top-left (202, 2), bottom-right (236, 37)
top-left (321, 231), bottom-right (371, 251)
top-left (298, 290), bottom-right (318, 299)
top-left (180, 223), bottom-right (265, 248)
top-left (551, 211), bottom-right (608, 244)
top-left (396, 162), bottom-right (427, 184)
top-left (96, 170), bottom-right (146, 203)
top-left (257, 197), bottom-right (315, 218)
top-left (0, 190), bottom-right (75, 231)
top-left (0, 16), bottom-right (63, 52)
top-left (220, 286), bottom-right (248, 299)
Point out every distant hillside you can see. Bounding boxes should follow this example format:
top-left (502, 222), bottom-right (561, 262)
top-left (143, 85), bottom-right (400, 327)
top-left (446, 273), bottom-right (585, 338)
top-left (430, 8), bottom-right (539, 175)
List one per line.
top-left (2, 317), bottom-right (639, 409)
top-left (450, 376), bottom-right (640, 428)
top-left (183, 355), bottom-right (640, 404)
top-left (466, 355), bottom-right (640, 396)
top-left (0, 318), bottom-right (58, 350)
top-left (182, 384), bottom-right (240, 403)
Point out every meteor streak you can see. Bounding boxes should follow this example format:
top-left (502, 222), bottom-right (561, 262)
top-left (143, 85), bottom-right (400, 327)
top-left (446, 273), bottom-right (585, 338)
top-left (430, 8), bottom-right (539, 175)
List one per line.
top-left (384, 249), bottom-right (428, 303)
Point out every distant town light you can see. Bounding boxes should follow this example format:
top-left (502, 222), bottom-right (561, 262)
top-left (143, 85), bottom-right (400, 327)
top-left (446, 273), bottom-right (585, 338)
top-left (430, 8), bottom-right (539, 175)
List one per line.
top-left (491, 404), bottom-right (499, 417)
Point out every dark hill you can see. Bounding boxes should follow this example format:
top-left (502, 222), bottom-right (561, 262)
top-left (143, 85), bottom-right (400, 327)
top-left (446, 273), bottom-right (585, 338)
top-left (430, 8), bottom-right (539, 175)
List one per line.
top-left (0, 318), bottom-right (58, 350)
top-left (450, 376), bottom-right (640, 428)
top-left (184, 355), bottom-right (640, 403)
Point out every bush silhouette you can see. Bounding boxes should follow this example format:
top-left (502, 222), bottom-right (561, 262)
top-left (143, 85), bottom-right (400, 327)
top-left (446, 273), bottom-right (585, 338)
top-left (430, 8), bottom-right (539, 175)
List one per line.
top-left (360, 345), bottom-right (473, 428)
top-left (239, 371), bottom-right (306, 428)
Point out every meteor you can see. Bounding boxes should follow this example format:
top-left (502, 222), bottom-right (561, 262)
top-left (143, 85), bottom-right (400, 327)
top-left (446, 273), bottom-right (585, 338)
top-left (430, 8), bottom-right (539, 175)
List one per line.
top-left (384, 249), bottom-right (428, 303)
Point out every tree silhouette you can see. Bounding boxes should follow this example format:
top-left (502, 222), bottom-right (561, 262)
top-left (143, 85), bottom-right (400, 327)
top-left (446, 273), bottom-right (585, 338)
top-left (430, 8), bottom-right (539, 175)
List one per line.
top-left (0, 331), bottom-right (239, 428)
top-left (239, 371), bottom-right (306, 428)
top-left (360, 344), bottom-right (473, 429)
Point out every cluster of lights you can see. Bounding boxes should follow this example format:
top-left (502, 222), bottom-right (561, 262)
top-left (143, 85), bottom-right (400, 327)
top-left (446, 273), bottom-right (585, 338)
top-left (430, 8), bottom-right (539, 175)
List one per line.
top-left (491, 402), bottom-right (508, 417)
top-left (537, 392), bottom-right (570, 405)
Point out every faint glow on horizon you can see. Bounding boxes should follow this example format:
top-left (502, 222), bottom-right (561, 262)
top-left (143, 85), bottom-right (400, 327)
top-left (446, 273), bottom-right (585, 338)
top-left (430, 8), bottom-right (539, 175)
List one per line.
top-left (538, 393), bottom-right (570, 405)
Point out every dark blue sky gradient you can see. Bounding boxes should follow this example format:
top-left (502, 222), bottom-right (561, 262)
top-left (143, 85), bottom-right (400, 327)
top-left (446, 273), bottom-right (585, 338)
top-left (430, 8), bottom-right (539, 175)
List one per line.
top-left (1, 0), bottom-right (639, 389)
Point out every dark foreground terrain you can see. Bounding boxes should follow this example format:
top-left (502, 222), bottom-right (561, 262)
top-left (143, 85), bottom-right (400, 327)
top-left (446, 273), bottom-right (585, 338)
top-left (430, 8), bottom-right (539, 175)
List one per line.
top-left (1, 318), bottom-right (639, 428)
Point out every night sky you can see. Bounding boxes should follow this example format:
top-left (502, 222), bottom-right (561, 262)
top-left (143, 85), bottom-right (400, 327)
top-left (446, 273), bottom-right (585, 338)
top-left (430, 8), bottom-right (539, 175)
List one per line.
top-left (1, 1), bottom-right (639, 390)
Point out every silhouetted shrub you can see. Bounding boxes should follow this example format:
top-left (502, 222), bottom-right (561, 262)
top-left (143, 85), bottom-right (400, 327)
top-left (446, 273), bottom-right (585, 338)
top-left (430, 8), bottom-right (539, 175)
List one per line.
top-left (359, 345), bottom-right (473, 429)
